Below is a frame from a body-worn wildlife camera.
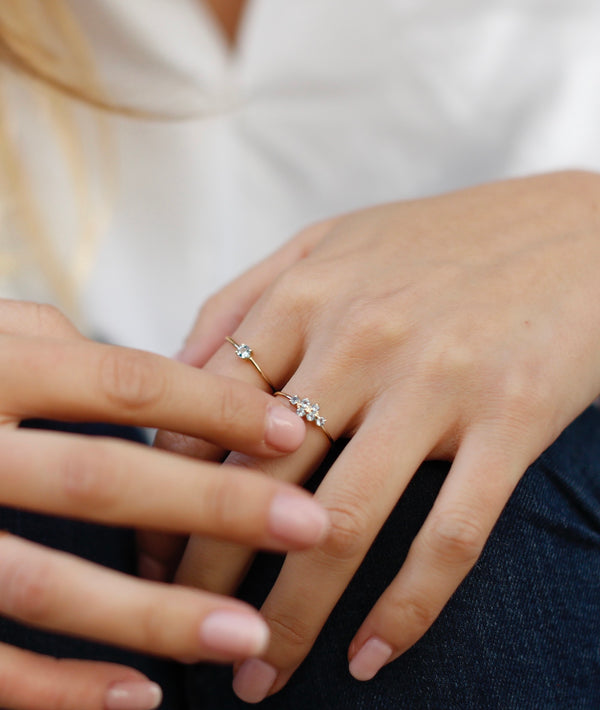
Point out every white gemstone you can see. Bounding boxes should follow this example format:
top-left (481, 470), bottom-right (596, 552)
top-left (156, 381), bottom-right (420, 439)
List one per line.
top-left (290, 395), bottom-right (300, 405)
top-left (236, 344), bottom-right (252, 359)
top-left (306, 409), bottom-right (316, 422)
top-left (296, 406), bottom-right (306, 417)
top-left (316, 416), bottom-right (326, 427)
top-left (301, 398), bottom-right (310, 407)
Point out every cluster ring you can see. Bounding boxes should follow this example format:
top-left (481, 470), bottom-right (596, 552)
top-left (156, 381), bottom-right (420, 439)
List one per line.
top-left (274, 391), bottom-right (334, 444)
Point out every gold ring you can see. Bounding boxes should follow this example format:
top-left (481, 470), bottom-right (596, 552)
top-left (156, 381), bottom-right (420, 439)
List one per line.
top-left (226, 336), bottom-right (275, 391)
top-left (274, 391), bottom-right (334, 444)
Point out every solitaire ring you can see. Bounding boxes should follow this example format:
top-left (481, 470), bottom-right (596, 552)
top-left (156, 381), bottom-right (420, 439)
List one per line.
top-left (226, 336), bottom-right (275, 391)
top-left (274, 391), bottom-right (334, 444)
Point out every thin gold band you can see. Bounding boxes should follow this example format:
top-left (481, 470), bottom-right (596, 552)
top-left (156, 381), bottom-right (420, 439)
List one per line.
top-left (274, 391), bottom-right (334, 444)
top-left (225, 336), bottom-right (275, 391)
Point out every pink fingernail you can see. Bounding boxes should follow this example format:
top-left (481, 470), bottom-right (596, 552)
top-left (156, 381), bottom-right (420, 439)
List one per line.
top-left (349, 637), bottom-right (393, 681)
top-left (173, 341), bottom-right (210, 366)
top-left (233, 659), bottom-right (278, 704)
top-left (199, 610), bottom-right (270, 656)
top-left (104, 681), bottom-right (162, 710)
top-left (172, 348), bottom-right (194, 364)
top-left (265, 405), bottom-right (306, 452)
top-left (268, 492), bottom-right (330, 546)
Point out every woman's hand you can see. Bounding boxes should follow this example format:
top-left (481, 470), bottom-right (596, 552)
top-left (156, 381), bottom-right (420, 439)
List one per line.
top-left (0, 299), bottom-right (330, 710)
top-left (164, 170), bottom-right (600, 702)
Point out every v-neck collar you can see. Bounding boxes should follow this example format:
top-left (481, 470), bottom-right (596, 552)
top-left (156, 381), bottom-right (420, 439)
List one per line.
top-left (197, 0), bottom-right (255, 65)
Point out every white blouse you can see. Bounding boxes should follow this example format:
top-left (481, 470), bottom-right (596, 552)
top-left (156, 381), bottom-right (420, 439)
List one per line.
top-left (3, 0), bottom-right (600, 355)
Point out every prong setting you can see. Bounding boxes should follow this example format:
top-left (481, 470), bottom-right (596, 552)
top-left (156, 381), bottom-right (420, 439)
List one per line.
top-left (274, 392), bottom-right (332, 443)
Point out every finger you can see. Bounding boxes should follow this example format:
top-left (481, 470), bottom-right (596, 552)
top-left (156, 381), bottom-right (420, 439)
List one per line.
top-left (136, 531), bottom-right (187, 582)
top-left (174, 410), bottom-right (339, 594)
top-left (0, 429), bottom-right (329, 551)
top-left (0, 533), bottom-right (271, 663)
top-left (152, 228), bottom-right (342, 496)
top-left (174, 357), bottom-right (353, 594)
top-left (177, 220), bottom-right (336, 367)
top-left (174, 333), bottom-right (382, 595)
top-left (347, 430), bottom-right (526, 682)
top-left (152, 222), bottom-right (338, 469)
top-left (0, 642), bottom-right (161, 710)
top-left (0, 337), bottom-right (305, 456)
top-left (137, 427), bottom-right (234, 584)
top-left (174, 318), bottom-right (404, 597)
top-left (231, 396), bottom-right (444, 703)
top-left (0, 300), bottom-right (82, 339)
top-left (175, 533), bottom-right (255, 594)
top-left (169, 275), bottom-right (370, 594)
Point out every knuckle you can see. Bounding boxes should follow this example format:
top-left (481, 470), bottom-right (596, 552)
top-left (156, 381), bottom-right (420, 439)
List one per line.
top-left (139, 598), bottom-right (169, 652)
top-left (401, 594), bottom-right (438, 632)
top-left (31, 302), bottom-right (72, 336)
top-left (496, 367), bottom-right (546, 420)
top-left (0, 556), bottom-right (54, 624)
top-left (320, 502), bottom-right (367, 562)
top-left (485, 368), bottom-right (548, 435)
top-left (61, 441), bottom-right (120, 510)
top-left (341, 298), bottom-right (404, 349)
top-left (99, 347), bottom-right (166, 411)
top-left (203, 476), bottom-right (241, 530)
top-left (265, 609), bottom-right (313, 655)
top-left (420, 333), bottom-right (476, 383)
top-left (425, 510), bottom-right (485, 566)
top-left (214, 379), bottom-right (245, 431)
top-left (268, 264), bottom-right (320, 320)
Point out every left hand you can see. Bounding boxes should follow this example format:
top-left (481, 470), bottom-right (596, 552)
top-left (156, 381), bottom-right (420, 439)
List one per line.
top-left (159, 170), bottom-right (600, 702)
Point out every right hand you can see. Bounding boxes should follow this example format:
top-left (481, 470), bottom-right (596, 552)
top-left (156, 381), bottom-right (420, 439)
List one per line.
top-left (0, 299), bottom-right (327, 710)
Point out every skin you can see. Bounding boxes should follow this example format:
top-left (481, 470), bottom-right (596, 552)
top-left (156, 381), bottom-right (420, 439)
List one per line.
top-left (0, 299), bottom-right (330, 710)
top-left (154, 170), bottom-right (600, 701)
top-left (203, 0), bottom-right (247, 45)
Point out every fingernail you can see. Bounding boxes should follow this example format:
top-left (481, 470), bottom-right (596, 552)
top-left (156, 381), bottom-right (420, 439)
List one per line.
top-left (349, 637), bottom-right (393, 681)
top-left (268, 492), bottom-right (330, 546)
top-left (173, 347), bottom-right (193, 364)
top-left (233, 659), bottom-right (278, 704)
top-left (172, 341), bottom-right (208, 366)
top-left (199, 610), bottom-right (270, 657)
top-left (264, 404), bottom-right (306, 452)
top-left (105, 681), bottom-right (162, 710)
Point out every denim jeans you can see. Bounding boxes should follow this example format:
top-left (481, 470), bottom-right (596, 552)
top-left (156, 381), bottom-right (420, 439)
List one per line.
top-left (2, 409), bottom-right (600, 709)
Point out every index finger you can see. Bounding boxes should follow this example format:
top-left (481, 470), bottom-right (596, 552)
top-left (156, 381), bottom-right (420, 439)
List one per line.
top-left (0, 337), bottom-right (306, 457)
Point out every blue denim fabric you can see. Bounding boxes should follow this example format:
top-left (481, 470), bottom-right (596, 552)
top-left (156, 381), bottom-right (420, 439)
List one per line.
top-left (186, 406), bottom-right (600, 709)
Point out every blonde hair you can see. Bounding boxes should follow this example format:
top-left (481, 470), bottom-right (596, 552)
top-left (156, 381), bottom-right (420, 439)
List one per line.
top-left (0, 0), bottom-right (114, 319)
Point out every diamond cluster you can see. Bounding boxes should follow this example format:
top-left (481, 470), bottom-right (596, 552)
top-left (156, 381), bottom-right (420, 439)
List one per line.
top-left (289, 395), bottom-right (326, 428)
top-left (234, 343), bottom-right (252, 359)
